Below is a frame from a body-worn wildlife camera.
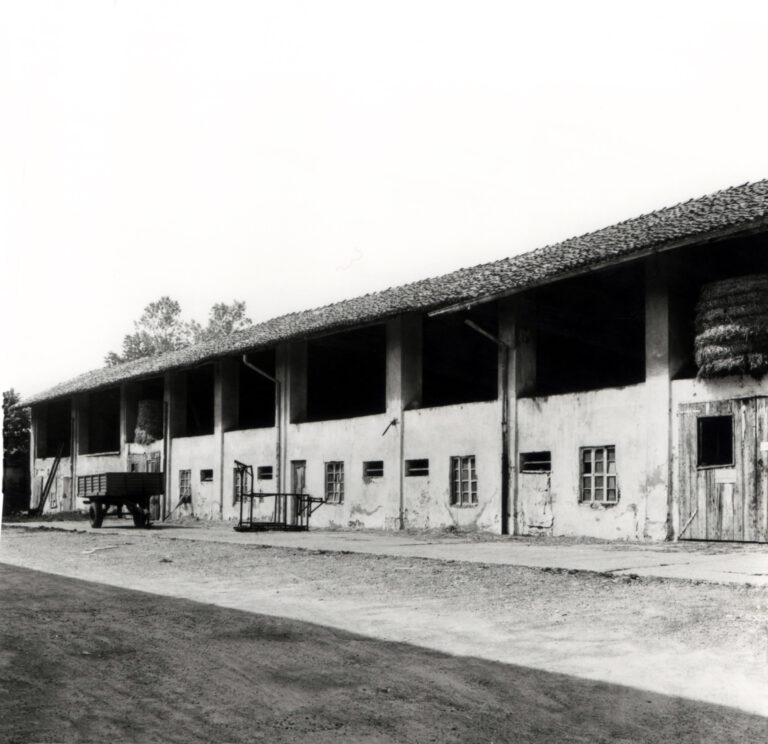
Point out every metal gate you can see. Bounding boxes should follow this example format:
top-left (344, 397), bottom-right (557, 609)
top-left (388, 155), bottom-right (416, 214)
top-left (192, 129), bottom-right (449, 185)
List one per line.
top-left (678, 396), bottom-right (768, 542)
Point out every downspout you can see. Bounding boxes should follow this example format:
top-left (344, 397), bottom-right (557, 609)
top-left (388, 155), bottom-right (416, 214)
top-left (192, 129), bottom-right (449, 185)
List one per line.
top-left (464, 320), bottom-right (512, 535)
top-left (70, 405), bottom-right (76, 511)
top-left (162, 400), bottom-right (170, 520)
top-left (242, 355), bottom-right (282, 493)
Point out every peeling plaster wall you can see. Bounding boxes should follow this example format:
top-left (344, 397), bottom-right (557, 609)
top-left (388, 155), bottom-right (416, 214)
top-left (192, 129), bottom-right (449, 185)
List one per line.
top-left (403, 402), bottom-right (501, 531)
top-left (670, 375), bottom-right (768, 535)
top-left (517, 384), bottom-right (656, 540)
top-left (222, 428), bottom-right (279, 521)
top-left (285, 413), bottom-right (397, 529)
top-left (170, 435), bottom-right (217, 519)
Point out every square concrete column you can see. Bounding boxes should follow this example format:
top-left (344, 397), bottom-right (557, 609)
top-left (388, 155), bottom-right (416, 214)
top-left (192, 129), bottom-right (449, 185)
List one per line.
top-left (386, 313), bottom-right (422, 413)
top-left (385, 313), bottom-right (423, 529)
top-left (214, 358), bottom-right (239, 516)
top-left (75, 394), bottom-right (89, 456)
top-left (286, 341), bottom-right (307, 424)
top-left (163, 371), bottom-right (182, 518)
top-left (119, 383), bottom-right (131, 470)
top-left (499, 296), bottom-right (537, 535)
top-left (644, 254), bottom-right (686, 539)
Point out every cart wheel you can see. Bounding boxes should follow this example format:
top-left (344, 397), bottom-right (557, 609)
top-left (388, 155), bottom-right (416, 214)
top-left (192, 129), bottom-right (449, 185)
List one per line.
top-left (89, 503), bottom-right (104, 528)
top-left (132, 511), bottom-right (148, 528)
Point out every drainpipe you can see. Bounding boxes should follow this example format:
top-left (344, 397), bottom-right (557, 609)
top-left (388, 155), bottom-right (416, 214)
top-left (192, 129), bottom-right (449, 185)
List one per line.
top-left (242, 355), bottom-right (282, 493)
top-left (464, 320), bottom-right (512, 536)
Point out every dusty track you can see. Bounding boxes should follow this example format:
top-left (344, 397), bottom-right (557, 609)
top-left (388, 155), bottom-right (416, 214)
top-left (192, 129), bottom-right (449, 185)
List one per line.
top-left (3, 527), bottom-right (768, 721)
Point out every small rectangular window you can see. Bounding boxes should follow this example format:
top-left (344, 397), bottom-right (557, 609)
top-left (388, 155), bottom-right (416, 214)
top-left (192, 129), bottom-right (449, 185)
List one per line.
top-left (580, 447), bottom-right (618, 503)
top-left (179, 469), bottom-right (191, 499)
top-left (200, 469), bottom-right (213, 482)
top-left (363, 461), bottom-right (384, 478)
top-left (405, 459), bottom-right (429, 476)
top-left (325, 461), bottom-right (344, 503)
top-left (450, 455), bottom-right (477, 506)
top-left (697, 416), bottom-right (733, 468)
top-left (257, 466), bottom-right (273, 480)
top-left (520, 451), bottom-right (551, 473)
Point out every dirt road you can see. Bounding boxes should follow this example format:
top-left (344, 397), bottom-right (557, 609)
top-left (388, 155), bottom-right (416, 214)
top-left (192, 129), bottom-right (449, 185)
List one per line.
top-left (2, 527), bottom-right (767, 741)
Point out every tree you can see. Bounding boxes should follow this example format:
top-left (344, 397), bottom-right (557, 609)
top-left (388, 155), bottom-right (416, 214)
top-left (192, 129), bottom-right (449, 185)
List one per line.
top-left (3, 389), bottom-right (30, 461)
top-left (105, 297), bottom-right (253, 366)
top-left (192, 300), bottom-right (253, 344)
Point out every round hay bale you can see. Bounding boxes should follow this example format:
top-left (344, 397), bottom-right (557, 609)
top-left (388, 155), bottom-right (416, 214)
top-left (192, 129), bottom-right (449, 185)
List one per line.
top-left (135, 399), bottom-right (163, 445)
top-left (694, 274), bottom-right (768, 379)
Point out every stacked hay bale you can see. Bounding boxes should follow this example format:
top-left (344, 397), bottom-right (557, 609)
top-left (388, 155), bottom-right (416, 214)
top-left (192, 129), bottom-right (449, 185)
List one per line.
top-left (695, 274), bottom-right (768, 379)
top-left (134, 399), bottom-right (163, 445)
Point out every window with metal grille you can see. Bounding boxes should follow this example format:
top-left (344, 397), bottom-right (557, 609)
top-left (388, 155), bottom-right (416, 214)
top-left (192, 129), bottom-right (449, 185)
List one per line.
top-left (450, 455), bottom-right (477, 506)
top-left (325, 461), bottom-right (344, 503)
top-left (257, 466), bottom-right (273, 480)
top-left (179, 469), bottom-right (191, 500)
top-left (520, 451), bottom-right (551, 473)
top-left (405, 459), bottom-right (429, 476)
top-left (363, 461), bottom-right (384, 478)
top-left (580, 446), bottom-right (618, 503)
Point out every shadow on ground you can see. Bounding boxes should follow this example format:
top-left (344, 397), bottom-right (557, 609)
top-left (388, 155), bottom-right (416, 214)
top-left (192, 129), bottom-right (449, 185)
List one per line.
top-left (2, 564), bottom-right (765, 744)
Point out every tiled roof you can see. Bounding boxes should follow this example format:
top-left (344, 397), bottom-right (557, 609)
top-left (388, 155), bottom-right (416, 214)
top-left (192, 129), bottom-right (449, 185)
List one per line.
top-left (23, 180), bottom-right (768, 405)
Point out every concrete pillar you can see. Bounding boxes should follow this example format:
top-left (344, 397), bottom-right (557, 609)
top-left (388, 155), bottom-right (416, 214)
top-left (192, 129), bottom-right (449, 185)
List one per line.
top-left (287, 341), bottom-right (308, 424)
top-left (385, 314), bottom-right (423, 529)
top-left (75, 394), bottom-right (89, 456)
top-left (499, 296), bottom-right (537, 535)
top-left (644, 255), bottom-right (681, 540)
top-left (162, 371), bottom-right (180, 519)
top-left (119, 383), bottom-right (130, 470)
top-left (275, 344), bottom-right (293, 494)
top-left (213, 360), bottom-right (231, 517)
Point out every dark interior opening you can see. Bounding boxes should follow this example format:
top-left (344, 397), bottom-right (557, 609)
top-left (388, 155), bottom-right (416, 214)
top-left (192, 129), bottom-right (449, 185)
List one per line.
top-left (531, 263), bottom-right (646, 396)
top-left (185, 365), bottom-right (214, 437)
top-left (697, 415), bottom-right (734, 467)
top-left (520, 451), bottom-right (552, 473)
top-left (421, 304), bottom-right (498, 408)
top-left (306, 324), bottom-right (386, 422)
top-left (37, 399), bottom-right (72, 458)
top-left (126, 377), bottom-right (164, 444)
top-left (239, 350), bottom-right (276, 429)
top-left (82, 388), bottom-right (120, 454)
top-left (670, 232), bottom-right (768, 379)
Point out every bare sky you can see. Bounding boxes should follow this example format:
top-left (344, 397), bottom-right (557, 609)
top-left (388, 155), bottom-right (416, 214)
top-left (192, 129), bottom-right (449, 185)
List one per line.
top-left (3, 1), bottom-right (768, 398)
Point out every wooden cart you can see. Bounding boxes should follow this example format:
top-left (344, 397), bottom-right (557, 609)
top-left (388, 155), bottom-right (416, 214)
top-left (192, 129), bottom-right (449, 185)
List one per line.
top-left (77, 472), bottom-right (164, 528)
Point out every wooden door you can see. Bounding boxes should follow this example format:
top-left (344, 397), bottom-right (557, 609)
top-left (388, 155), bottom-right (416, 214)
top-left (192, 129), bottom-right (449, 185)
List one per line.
top-left (291, 461), bottom-right (306, 495)
top-left (288, 461), bottom-right (306, 527)
top-left (679, 397), bottom-right (768, 542)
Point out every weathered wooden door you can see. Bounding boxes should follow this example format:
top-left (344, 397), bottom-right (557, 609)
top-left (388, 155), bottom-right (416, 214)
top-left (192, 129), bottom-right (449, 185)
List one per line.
top-left (678, 397), bottom-right (768, 542)
top-left (291, 461), bottom-right (306, 495)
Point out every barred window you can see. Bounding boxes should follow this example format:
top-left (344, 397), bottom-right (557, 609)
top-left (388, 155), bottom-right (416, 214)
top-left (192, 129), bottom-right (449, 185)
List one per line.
top-left (580, 446), bottom-right (618, 503)
top-left (257, 466), bottom-right (273, 480)
top-left (179, 469), bottom-right (191, 499)
top-left (325, 462), bottom-right (344, 504)
top-left (450, 455), bottom-right (477, 506)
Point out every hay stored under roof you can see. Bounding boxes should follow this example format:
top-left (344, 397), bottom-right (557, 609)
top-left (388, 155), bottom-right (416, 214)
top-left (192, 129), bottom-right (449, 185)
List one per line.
top-left (695, 274), bottom-right (768, 379)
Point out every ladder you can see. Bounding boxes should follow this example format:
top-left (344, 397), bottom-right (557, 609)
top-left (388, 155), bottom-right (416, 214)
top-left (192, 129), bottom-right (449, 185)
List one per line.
top-left (31, 443), bottom-right (64, 516)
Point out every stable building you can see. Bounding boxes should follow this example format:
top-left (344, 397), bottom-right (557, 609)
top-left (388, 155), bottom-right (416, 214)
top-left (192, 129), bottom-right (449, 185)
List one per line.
top-left (24, 182), bottom-right (768, 541)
